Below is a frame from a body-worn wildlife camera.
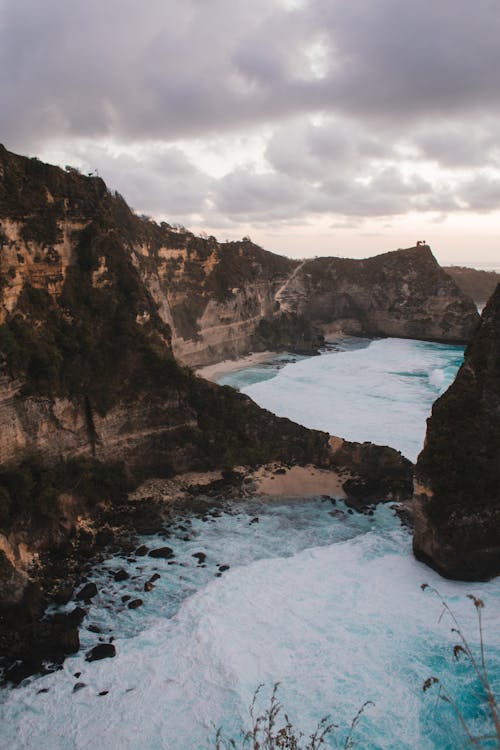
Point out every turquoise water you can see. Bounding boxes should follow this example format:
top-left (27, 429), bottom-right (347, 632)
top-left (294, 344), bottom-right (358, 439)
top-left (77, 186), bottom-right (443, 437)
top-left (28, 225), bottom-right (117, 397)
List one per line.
top-left (219, 338), bottom-right (466, 462)
top-left (1, 337), bottom-right (498, 750)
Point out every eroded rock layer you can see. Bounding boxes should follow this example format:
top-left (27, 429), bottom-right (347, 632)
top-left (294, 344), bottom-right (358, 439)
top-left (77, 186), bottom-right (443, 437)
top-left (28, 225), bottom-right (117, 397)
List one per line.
top-left (413, 284), bottom-right (500, 580)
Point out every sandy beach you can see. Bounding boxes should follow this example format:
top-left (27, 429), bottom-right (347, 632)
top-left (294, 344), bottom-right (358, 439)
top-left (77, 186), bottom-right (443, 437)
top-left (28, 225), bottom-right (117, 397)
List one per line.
top-left (195, 350), bottom-right (278, 382)
top-left (248, 464), bottom-right (347, 498)
top-left (129, 463), bottom-right (347, 507)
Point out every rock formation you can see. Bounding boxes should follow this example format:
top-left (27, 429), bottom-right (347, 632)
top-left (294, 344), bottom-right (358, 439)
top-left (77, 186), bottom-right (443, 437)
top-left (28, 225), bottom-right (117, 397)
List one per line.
top-left (0, 146), bottom-right (414, 619)
top-left (444, 265), bottom-right (499, 308)
top-left (413, 284), bottom-right (500, 580)
top-left (276, 249), bottom-right (479, 345)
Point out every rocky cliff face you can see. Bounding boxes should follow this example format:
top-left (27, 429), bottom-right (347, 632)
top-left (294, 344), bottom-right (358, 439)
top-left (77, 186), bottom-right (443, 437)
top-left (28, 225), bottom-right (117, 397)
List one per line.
top-left (279, 249), bottom-right (479, 344)
top-left (0, 146), bottom-right (415, 614)
top-left (413, 284), bottom-right (500, 580)
top-left (1, 149), bottom-right (478, 374)
top-left (144, 243), bottom-right (479, 367)
top-left (444, 265), bottom-right (499, 308)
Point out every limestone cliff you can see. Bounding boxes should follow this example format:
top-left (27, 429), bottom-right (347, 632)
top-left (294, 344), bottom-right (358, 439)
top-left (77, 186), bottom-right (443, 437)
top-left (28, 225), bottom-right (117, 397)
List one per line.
top-left (278, 249), bottom-right (479, 344)
top-left (141, 243), bottom-right (479, 368)
top-left (0, 146), bottom-right (414, 613)
top-left (413, 284), bottom-right (500, 580)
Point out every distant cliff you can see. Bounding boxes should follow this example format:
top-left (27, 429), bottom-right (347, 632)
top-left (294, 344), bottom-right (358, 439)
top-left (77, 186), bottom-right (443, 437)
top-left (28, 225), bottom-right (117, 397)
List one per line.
top-left (444, 265), bottom-right (499, 308)
top-left (413, 284), bottom-right (500, 580)
top-left (139, 241), bottom-right (479, 367)
top-left (276, 248), bottom-right (478, 346)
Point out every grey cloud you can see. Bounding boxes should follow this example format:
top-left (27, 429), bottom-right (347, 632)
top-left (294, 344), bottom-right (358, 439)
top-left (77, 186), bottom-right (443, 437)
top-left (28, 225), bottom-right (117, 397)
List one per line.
top-left (413, 123), bottom-right (500, 168)
top-left (458, 175), bottom-right (500, 212)
top-left (3, 0), bottom-right (500, 152)
top-left (214, 168), bottom-right (305, 221)
top-left (70, 144), bottom-right (213, 218)
top-left (313, 0), bottom-right (500, 120)
top-left (2, 0), bottom-right (500, 228)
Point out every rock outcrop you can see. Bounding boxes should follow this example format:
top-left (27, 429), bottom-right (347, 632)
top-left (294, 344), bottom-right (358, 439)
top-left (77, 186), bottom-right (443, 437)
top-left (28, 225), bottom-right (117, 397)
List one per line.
top-left (413, 284), bottom-right (500, 580)
top-left (444, 265), bottom-right (499, 308)
top-left (278, 249), bottom-right (479, 345)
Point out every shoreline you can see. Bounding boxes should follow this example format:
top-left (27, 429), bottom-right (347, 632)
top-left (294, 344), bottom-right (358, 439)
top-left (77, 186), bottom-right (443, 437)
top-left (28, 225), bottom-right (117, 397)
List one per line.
top-left (195, 350), bottom-right (280, 382)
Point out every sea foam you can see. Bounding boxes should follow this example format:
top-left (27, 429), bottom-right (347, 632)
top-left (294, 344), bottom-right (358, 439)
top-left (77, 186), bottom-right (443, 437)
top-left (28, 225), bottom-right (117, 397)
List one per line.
top-left (2, 338), bottom-right (498, 750)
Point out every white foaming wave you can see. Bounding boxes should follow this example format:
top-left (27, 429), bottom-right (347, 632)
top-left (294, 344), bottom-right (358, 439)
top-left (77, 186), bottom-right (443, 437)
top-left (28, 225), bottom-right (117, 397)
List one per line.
top-left (2, 526), bottom-right (499, 750)
top-left (241, 338), bottom-right (464, 462)
top-left (428, 367), bottom-right (445, 389)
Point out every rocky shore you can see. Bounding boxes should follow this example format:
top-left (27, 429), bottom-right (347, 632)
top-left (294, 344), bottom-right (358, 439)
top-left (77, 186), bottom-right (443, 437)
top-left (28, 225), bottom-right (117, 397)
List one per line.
top-left (1, 456), bottom-right (412, 684)
top-left (413, 284), bottom-right (500, 580)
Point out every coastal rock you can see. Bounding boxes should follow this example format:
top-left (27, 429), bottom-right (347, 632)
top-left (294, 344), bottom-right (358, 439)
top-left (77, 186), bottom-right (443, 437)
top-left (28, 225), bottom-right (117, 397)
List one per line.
top-left (444, 266), bottom-right (499, 308)
top-left (86, 643), bottom-right (116, 662)
top-left (127, 598), bottom-right (143, 609)
top-left (113, 569), bottom-right (129, 582)
top-left (413, 284), bottom-right (500, 580)
top-left (148, 547), bottom-right (174, 559)
top-left (76, 582), bottom-right (98, 601)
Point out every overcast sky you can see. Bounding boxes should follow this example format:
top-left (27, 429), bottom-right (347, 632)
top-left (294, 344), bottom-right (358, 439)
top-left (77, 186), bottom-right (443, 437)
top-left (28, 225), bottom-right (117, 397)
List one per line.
top-left (1, 0), bottom-right (500, 266)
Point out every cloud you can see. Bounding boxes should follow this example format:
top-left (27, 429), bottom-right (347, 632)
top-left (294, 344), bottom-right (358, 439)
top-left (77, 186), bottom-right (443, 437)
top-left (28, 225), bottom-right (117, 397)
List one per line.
top-left (1, 0), bottom-right (500, 231)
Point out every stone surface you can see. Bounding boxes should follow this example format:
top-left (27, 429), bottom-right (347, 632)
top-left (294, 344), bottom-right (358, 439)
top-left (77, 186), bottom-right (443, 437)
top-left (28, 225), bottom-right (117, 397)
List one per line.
top-left (85, 643), bottom-right (116, 662)
top-left (413, 284), bottom-right (500, 580)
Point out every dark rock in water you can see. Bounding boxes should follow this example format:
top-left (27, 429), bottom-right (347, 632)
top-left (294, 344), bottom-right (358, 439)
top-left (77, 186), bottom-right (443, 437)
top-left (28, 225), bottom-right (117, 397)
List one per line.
top-left (86, 643), bottom-right (116, 662)
top-left (74, 672), bottom-right (81, 678)
top-left (76, 583), bottom-right (98, 601)
top-left (113, 569), bottom-right (130, 582)
top-left (127, 599), bottom-right (143, 609)
top-left (37, 687), bottom-right (50, 694)
top-left (249, 517), bottom-right (259, 525)
top-left (121, 595), bottom-right (131, 603)
top-left (148, 547), bottom-right (174, 559)
top-left (73, 682), bottom-right (86, 692)
top-left (149, 573), bottom-right (161, 583)
top-left (192, 552), bottom-right (206, 564)
top-left (413, 284), bottom-right (500, 580)
top-left (53, 584), bottom-right (74, 605)
top-left (69, 607), bottom-right (87, 626)
top-left (98, 690), bottom-right (109, 696)
top-left (87, 624), bottom-right (102, 634)
top-left (144, 581), bottom-right (154, 592)
top-left (218, 565), bottom-right (230, 572)
top-left (344, 497), bottom-right (371, 514)
top-left (135, 545), bottom-right (149, 557)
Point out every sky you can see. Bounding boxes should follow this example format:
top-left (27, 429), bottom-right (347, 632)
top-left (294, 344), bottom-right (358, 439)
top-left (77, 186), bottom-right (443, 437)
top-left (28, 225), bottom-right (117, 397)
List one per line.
top-left (1, 0), bottom-right (500, 267)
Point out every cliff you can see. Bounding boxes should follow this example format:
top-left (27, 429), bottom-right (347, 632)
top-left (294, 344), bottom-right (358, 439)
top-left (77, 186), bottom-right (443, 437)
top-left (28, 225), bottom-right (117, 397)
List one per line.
top-left (143, 243), bottom-right (479, 367)
top-left (444, 265), bottom-right (499, 308)
top-left (0, 146), bottom-right (414, 615)
top-left (278, 249), bottom-right (479, 344)
top-left (0, 149), bottom-right (478, 373)
top-left (413, 284), bottom-right (500, 580)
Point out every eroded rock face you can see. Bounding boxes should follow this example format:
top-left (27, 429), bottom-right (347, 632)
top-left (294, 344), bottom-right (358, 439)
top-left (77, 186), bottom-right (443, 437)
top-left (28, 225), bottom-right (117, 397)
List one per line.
top-left (278, 248), bottom-right (479, 344)
top-left (0, 146), bottom-right (416, 615)
top-left (444, 265), bottom-right (499, 308)
top-left (413, 284), bottom-right (500, 580)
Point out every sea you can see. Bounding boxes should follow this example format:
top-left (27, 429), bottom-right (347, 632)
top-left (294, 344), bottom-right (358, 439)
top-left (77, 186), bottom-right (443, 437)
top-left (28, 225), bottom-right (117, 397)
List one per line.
top-left (1, 337), bottom-right (499, 750)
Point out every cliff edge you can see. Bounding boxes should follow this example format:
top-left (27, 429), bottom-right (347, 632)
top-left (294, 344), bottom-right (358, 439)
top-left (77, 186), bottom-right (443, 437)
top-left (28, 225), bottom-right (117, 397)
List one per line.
top-left (0, 146), bottom-right (413, 613)
top-left (413, 284), bottom-right (500, 580)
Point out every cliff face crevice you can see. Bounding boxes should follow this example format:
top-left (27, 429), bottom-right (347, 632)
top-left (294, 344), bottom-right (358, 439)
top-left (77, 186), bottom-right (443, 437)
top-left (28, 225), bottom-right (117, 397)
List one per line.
top-left (413, 284), bottom-right (500, 580)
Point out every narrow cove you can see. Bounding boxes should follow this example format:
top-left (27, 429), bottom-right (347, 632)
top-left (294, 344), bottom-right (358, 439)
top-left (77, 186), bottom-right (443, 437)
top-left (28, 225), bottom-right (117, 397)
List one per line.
top-left (1, 337), bottom-right (499, 750)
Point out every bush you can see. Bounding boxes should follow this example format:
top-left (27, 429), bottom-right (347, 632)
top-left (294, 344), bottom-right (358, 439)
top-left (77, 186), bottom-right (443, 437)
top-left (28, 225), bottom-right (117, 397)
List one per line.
top-left (214, 683), bottom-right (372, 750)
